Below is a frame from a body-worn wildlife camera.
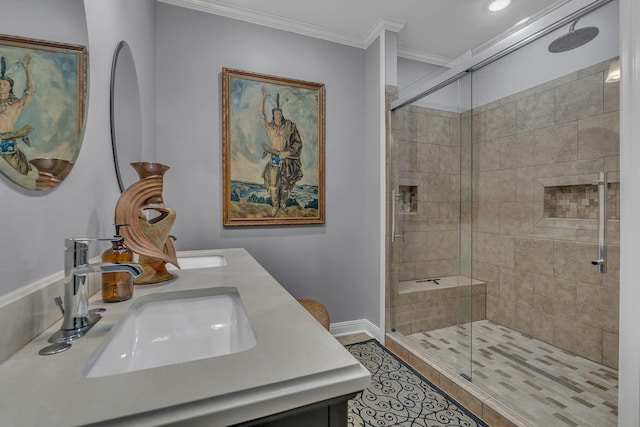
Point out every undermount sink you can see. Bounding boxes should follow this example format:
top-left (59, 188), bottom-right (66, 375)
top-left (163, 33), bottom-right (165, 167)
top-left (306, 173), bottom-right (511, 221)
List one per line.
top-left (167, 254), bottom-right (227, 270)
top-left (84, 287), bottom-right (256, 378)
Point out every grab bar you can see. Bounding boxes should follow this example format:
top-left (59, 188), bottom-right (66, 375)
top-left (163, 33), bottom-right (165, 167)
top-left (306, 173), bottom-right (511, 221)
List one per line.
top-left (591, 172), bottom-right (607, 273)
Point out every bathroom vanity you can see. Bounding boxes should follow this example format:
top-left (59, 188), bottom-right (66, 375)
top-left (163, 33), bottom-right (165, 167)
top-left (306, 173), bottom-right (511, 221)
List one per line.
top-left (0, 248), bottom-right (370, 426)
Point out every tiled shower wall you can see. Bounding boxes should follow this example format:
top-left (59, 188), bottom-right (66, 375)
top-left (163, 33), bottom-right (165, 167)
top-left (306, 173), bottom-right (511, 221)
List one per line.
top-left (391, 58), bottom-right (620, 368)
top-left (391, 105), bottom-right (462, 282)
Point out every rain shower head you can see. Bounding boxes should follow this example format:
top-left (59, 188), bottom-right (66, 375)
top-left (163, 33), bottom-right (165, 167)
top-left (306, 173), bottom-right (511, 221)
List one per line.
top-left (548, 20), bottom-right (599, 53)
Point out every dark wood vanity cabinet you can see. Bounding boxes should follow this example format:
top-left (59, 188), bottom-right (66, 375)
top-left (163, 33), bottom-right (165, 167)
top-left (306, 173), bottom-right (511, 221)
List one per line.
top-left (232, 393), bottom-right (357, 427)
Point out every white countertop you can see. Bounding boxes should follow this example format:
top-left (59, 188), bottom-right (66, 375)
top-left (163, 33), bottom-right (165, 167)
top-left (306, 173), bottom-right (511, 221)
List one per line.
top-left (0, 248), bottom-right (370, 426)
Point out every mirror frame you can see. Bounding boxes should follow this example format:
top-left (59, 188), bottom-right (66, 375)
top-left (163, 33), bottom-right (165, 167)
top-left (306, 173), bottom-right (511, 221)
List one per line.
top-left (110, 40), bottom-right (142, 193)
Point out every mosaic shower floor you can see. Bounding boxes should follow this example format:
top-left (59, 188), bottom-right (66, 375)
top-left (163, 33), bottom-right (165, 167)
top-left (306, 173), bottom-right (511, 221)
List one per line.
top-left (406, 320), bottom-right (618, 427)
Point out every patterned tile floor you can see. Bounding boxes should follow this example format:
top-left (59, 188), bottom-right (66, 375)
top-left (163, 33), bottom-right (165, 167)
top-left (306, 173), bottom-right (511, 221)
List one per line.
top-left (405, 320), bottom-right (618, 427)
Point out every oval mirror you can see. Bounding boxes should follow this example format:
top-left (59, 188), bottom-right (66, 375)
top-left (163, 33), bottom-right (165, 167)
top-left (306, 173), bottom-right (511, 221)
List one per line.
top-left (110, 40), bottom-right (142, 192)
top-left (0, 36), bottom-right (88, 191)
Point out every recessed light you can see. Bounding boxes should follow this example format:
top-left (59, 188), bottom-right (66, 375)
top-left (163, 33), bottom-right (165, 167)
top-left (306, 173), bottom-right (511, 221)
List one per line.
top-left (489, 0), bottom-right (511, 12)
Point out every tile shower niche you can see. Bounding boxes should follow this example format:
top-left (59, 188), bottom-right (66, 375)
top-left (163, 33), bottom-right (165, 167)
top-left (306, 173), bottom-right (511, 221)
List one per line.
top-left (536, 173), bottom-right (620, 242)
top-left (398, 185), bottom-right (418, 214)
top-left (544, 182), bottom-right (620, 220)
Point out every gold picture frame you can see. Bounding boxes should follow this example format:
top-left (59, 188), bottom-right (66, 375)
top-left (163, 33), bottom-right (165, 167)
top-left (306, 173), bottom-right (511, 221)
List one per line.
top-left (0, 34), bottom-right (87, 191)
top-left (222, 68), bottom-right (325, 226)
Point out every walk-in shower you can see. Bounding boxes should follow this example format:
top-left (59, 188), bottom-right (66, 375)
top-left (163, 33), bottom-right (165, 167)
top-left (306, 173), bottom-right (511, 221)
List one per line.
top-left (386, 1), bottom-right (619, 425)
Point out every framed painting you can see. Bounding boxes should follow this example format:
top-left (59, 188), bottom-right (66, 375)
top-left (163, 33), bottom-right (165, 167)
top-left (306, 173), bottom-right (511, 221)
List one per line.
top-left (0, 34), bottom-right (87, 191)
top-left (222, 68), bottom-right (325, 226)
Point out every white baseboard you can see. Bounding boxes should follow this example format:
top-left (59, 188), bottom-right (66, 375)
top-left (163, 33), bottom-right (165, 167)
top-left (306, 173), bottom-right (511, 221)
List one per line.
top-left (330, 319), bottom-right (382, 341)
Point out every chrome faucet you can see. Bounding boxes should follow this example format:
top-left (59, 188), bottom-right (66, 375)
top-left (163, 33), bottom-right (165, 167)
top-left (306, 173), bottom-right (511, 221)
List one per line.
top-left (48, 237), bottom-right (143, 344)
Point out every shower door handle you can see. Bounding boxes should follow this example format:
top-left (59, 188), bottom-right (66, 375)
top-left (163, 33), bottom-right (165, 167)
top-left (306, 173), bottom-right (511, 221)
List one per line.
top-left (391, 190), bottom-right (403, 242)
top-left (591, 172), bottom-right (607, 273)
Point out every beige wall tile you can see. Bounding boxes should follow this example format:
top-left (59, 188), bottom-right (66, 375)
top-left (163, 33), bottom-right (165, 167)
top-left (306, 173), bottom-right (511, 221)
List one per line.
top-left (500, 132), bottom-right (535, 169)
top-left (474, 202), bottom-right (501, 233)
top-left (472, 232), bottom-right (486, 263)
top-left (425, 231), bottom-right (459, 261)
top-left (603, 244), bottom-right (620, 290)
top-left (439, 203), bottom-right (460, 228)
top-left (473, 294), bottom-right (487, 321)
top-left (604, 78), bottom-right (620, 114)
top-left (576, 228), bottom-right (597, 243)
top-left (475, 140), bottom-right (502, 172)
top-left (533, 274), bottom-right (577, 319)
top-left (480, 170), bottom-right (516, 201)
top-left (534, 122), bottom-right (578, 164)
top-left (516, 89), bottom-right (555, 132)
top-left (552, 158), bottom-right (604, 176)
top-left (396, 140), bottom-right (418, 171)
top-left (417, 143), bottom-right (440, 173)
top-left (577, 285), bottom-right (619, 334)
top-left (414, 259), bottom-right (458, 279)
top-left (515, 165), bottom-right (555, 202)
top-left (499, 202), bottom-right (535, 235)
top-left (486, 102), bottom-right (517, 140)
top-left (472, 261), bottom-right (501, 296)
top-left (402, 231), bottom-right (428, 262)
top-left (602, 331), bottom-right (619, 369)
top-left (486, 294), bottom-right (516, 328)
top-left (532, 226), bottom-right (577, 241)
top-left (515, 304), bottom-right (554, 343)
top-left (553, 241), bottom-right (602, 286)
top-left (473, 111), bottom-right (487, 143)
top-left (554, 73), bottom-right (604, 123)
top-left (403, 111), bottom-right (419, 142)
top-left (449, 116), bottom-right (461, 146)
top-left (484, 233), bottom-right (516, 268)
top-left (604, 155), bottom-right (620, 172)
top-left (500, 267), bottom-right (534, 306)
top-left (394, 306), bottom-right (412, 328)
top-left (439, 145), bottom-right (461, 174)
top-left (515, 238), bottom-right (554, 276)
top-left (457, 295), bottom-right (473, 324)
top-left (553, 317), bottom-right (603, 363)
top-left (427, 173), bottom-right (460, 203)
top-left (577, 111), bottom-right (620, 159)
top-left (427, 114), bottom-right (451, 145)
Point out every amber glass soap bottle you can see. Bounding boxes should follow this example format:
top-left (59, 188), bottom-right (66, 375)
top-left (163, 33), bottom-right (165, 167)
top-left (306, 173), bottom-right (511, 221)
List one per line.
top-left (102, 224), bottom-right (134, 303)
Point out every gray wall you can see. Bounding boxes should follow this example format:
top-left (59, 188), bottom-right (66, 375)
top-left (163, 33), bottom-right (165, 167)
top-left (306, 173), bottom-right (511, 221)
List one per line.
top-left (0, 0), bottom-right (156, 297)
top-left (155, 3), bottom-right (377, 324)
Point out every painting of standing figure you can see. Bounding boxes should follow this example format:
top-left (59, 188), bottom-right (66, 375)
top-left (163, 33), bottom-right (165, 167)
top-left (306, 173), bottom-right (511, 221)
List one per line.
top-left (222, 68), bottom-right (325, 226)
top-left (0, 34), bottom-right (86, 191)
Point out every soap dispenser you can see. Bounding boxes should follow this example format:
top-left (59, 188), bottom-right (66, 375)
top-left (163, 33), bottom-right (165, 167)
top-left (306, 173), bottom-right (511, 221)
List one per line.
top-left (102, 224), bottom-right (134, 303)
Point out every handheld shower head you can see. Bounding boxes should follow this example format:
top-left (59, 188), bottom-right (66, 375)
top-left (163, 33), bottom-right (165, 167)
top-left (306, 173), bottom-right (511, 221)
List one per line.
top-left (548, 20), bottom-right (599, 53)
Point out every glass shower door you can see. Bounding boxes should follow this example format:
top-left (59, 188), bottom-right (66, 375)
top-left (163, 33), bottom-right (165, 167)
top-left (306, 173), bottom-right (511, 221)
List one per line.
top-left (388, 73), bottom-right (475, 380)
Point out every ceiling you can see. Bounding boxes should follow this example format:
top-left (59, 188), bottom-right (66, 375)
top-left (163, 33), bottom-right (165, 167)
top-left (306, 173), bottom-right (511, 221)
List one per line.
top-left (160, 0), bottom-right (565, 65)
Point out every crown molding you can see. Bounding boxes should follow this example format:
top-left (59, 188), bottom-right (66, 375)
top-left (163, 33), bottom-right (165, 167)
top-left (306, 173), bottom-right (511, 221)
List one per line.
top-left (159, 0), bottom-right (451, 65)
top-left (363, 17), bottom-right (406, 49)
top-left (159, 0), bottom-right (366, 48)
top-left (397, 47), bottom-right (455, 67)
